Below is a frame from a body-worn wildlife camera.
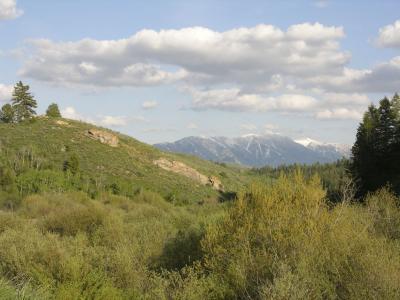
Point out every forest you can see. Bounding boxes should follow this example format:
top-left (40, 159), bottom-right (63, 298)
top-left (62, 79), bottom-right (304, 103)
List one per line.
top-left (0, 82), bottom-right (399, 299)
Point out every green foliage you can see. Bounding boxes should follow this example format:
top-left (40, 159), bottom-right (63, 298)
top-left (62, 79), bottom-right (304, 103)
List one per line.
top-left (63, 154), bottom-right (80, 175)
top-left (202, 172), bottom-right (400, 299)
top-left (0, 173), bottom-right (398, 299)
top-left (0, 104), bottom-right (15, 123)
top-left (11, 81), bottom-right (37, 122)
top-left (366, 188), bottom-right (400, 240)
top-left (351, 94), bottom-right (400, 197)
top-left (0, 191), bottom-right (226, 299)
top-left (45, 103), bottom-right (61, 118)
top-left (0, 117), bottom-right (246, 204)
top-left (252, 159), bottom-right (352, 203)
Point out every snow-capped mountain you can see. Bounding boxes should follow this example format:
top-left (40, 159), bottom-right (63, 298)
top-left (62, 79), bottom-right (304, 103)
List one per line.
top-left (295, 138), bottom-right (351, 160)
top-left (155, 134), bottom-right (350, 167)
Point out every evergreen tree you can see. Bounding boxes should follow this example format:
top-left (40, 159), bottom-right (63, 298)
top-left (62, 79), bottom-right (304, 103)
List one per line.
top-left (392, 93), bottom-right (400, 121)
top-left (46, 103), bottom-right (61, 118)
top-left (351, 105), bottom-right (380, 197)
top-left (0, 104), bottom-right (15, 123)
top-left (351, 96), bottom-right (400, 198)
top-left (390, 94), bottom-right (400, 194)
top-left (11, 81), bottom-right (37, 122)
top-left (375, 98), bottom-right (397, 153)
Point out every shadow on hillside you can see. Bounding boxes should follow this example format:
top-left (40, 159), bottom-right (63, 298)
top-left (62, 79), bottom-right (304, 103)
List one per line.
top-left (218, 190), bottom-right (237, 202)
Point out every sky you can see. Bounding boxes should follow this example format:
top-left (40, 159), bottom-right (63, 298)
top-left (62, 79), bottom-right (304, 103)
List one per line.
top-left (1, 0), bottom-right (400, 145)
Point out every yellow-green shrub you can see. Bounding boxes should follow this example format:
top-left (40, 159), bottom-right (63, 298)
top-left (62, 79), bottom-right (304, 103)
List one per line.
top-left (202, 172), bottom-right (400, 299)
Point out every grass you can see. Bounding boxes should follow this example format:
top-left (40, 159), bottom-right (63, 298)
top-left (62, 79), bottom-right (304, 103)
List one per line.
top-left (0, 117), bottom-right (253, 203)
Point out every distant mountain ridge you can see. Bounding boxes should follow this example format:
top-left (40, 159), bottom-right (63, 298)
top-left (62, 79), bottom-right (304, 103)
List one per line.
top-left (155, 134), bottom-right (350, 167)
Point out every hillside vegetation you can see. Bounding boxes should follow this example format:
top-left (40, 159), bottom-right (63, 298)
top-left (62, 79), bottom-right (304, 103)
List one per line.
top-left (0, 117), bottom-right (250, 207)
top-left (0, 172), bottom-right (399, 299)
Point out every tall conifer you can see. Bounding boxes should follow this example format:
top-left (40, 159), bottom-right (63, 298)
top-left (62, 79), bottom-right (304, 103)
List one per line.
top-left (11, 81), bottom-right (37, 122)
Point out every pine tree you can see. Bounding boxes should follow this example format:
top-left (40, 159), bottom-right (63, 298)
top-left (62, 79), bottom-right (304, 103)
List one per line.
top-left (11, 81), bottom-right (37, 122)
top-left (46, 103), bottom-right (61, 118)
top-left (375, 97), bottom-right (397, 153)
top-left (351, 105), bottom-right (379, 197)
top-left (390, 94), bottom-right (400, 194)
top-left (392, 93), bottom-right (400, 121)
top-left (0, 104), bottom-right (15, 123)
top-left (351, 97), bottom-right (400, 198)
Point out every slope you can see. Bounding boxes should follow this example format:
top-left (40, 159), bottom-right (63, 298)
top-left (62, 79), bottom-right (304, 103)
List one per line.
top-left (0, 117), bottom-right (249, 203)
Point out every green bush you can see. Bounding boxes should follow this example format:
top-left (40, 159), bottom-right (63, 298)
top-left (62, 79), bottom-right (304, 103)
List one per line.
top-left (202, 172), bottom-right (400, 299)
top-left (0, 173), bottom-right (399, 299)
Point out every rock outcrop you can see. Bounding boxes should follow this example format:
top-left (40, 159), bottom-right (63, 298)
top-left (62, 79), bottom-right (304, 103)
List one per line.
top-left (87, 129), bottom-right (119, 147)
top-left (153, 158), bottom-right (223, 191)
top-left (55, 120), bottom-right (69, 126)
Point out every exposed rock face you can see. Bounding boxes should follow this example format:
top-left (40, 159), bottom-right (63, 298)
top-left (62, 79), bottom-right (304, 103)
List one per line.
top-left (87, 129), bottom-right (119, 147)
top-left (153, 158), bottom-right (223, 191)
top-left (208, 176), bottom-right (223, 191)
top-left (56, 120), bottom-right (69, 126)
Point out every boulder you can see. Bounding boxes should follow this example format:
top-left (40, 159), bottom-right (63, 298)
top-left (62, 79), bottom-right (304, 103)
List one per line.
top-left (153, 158), bottom-right (224, 191)
top-left (208, 175), bottom-right (223, 191)
top-left (55, 120), bottom-right (69, 126)
top-left (87, 129), bottom-right (119, 147)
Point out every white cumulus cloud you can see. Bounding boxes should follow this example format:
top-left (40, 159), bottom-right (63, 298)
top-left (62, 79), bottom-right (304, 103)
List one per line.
top-left (190, 88), bottom-right (318, 112)
top-left (99, 116), bottom-right (127, 127)
top-left (377, 20), bottom-right (400, 48)
top-left (20, 23), bottom-right (348, 90)
top-left (315, 108), bottom-right (362, 120)
top-left (142, 100), bottom-right (158, 110)
top-left (0, 0), bottom-right (23, 20)
top-left (18, 22), bottom-right (400, 121)
top-left (0, 84), bottom-right (13, 102)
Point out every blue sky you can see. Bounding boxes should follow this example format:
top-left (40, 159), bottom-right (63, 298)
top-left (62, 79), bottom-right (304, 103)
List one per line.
top-left (1, 0), bottom-right (400, 144)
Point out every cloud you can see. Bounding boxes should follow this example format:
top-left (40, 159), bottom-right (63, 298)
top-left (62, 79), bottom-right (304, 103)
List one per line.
top-left (264, 123), bottom-right (279, 134)
top-left (61, 107), bottom-right (147, 127)
top-left (307, 58), bottom-right (400, 94)
top-left (190, 88), bottom-right (318, 112)
top-left (61, 106), bottom-right (92, 122)
top-left (188, 87), bottom-right (369, 121)
top-left (0, 84), bottom-right (13, 102)
top-left (315, 108), bottom-right (362, 120)
top-left (19, 22), bottom-right (399, 121)
top-left (142, 100), bottom-right (158, 110)
top-left (314, 1), bottom-right (329, 8)
top-left (377, 20), bottom-right (400, 48)
top-left (0, 0), bottom-right (23, 20)
top-left (187, 122), bottom-right (198, 129)
top-left (20, 23), bottom-right (347, 90)
top-left (99, 115), bottom-right (127, 127)
top-left (240, 123), bottom-right (257, 131)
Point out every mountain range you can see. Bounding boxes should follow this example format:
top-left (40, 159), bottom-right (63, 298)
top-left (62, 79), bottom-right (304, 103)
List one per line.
top-left (155, 134), bottom-right (351, 167)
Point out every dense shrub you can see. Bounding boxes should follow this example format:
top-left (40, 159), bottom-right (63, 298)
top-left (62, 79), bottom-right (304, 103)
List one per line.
top-left (202, 172), bottom-right (400, 299)
top-left (0, 173), bottom-right (399, 299)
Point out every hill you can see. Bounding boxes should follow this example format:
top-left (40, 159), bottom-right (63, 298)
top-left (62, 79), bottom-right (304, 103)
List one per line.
top-left (155, 134), bottom-right (349, 167)
top-left (0, 117), bottom-right (250, 204)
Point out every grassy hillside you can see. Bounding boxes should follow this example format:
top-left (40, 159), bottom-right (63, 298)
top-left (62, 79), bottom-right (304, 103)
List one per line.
top-left (0, 117), bottom-right (251, 204)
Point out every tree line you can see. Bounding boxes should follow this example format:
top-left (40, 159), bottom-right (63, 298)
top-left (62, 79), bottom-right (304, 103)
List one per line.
top-left (0, 81), bottom-right (61, 123)
top-left (351, 94), bottom-right (400, 198)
